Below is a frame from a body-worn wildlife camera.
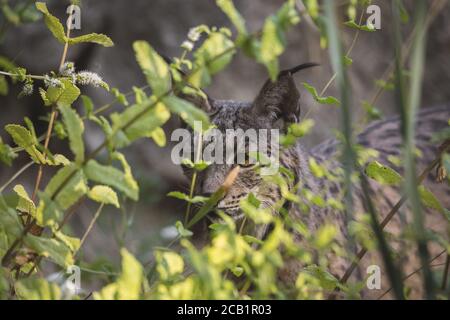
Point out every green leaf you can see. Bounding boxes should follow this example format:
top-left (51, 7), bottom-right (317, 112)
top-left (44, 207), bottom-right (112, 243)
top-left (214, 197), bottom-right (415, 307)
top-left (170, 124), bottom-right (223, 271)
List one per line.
top-left (0, 75), bottom-right (8, 96)
top-left (308, 157), bottom-right (326, 178)
top-left (81, 95), bottom-right (94, 117)
top-left (314, 224), bottom-right (337, 249)
top-left (163, 96), bottom-right (210, 131)
top-left (0, 56), bottom-right (17, 72)
top-left (259, 0), bottom-right (300, 80)
top-left (35, 193), bottom-right (63, 229)
top-left (15, 278), bottom-right (61, 300)
top-left (46, 79), bottom-right (80, 107)
top-left (190, 31), bottom-right (235, 88)
top-left (175, 221), bottom-right (193, 238)
top-left (260, 17), bottom-right (284, 80)
top-left (5, 124), bottom-right (46, 164)
top-left (216, 0), bottom-right (247, 36)
top-left (365, 161), bottom-right (403, 186)
top-left (44, 164), bottom-right (88, 210)
top-left (84, 159), bottom-right (139, 201)
top-left (288, 119), bottom-right (315, 138)
top-left (344, 20), bottom-right (376, 32)
top-left (88, 185), bottom-right (120, 208)
top-left (343, 55), bottom-right (353, 66)
top-left (180, 159), bottom-right (210, 172)
top-left (13, 184), bottom-right (36, 217)
top-left (111, 88), bottom-right (129, 106)
top-left (59, 104), bottom-right (85, 163)
top-left (111, 98), bottom-right (170, 146)
top-left (133, 41), bottom-right (171, 96)
top-left (303, 265), bottom-right (340, 291)
top-left (149, 127), bottom-right (166, 147)
top-left (302, 82), bottom-right (340, 105)
top-left (0, 197), bottom-right (23, 239)
top-left (24, 234), bottom-right (74, 267)
top-left (0, 138), bottom-right (17, 166)
top-left (68, 33), bottom-right (114, 47)
top-left (94, 248), bottom-right (144, 300)
top-left (35, 2), bottom-right (66, 44)
top-left (54, 231), bottom-right (80, 253)
top-left (1, 4), bottom-right (20, 26)
top-left (155, 250), bottom-right (184, 280)
top-left (418, 186), bottom-right (445, 214)
top-left (167, 191), bottom-right (208, 204)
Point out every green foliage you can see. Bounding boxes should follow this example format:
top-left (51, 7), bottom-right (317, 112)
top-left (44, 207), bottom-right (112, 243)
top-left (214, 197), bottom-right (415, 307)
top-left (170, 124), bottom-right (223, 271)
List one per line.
top-left (94, 248), bottom-right (145, 300)
top-left (88, 185), bottom-right (120, 208)
top-left (259, 0), bottom-right (300, 80)
top-left (84, 159), bottom-right (139, 201)
top-left (190, 30), bottom-right (235, 88)
top-left (59, 104), bottom-right (84, 163)
top-left (0, 0), bottom-right (448, 302)
top-left (365, 161), bottom-right (402, 185)
top-left (302, 82), bottom-right (340, 105)
top-left (15, 277), bottom-right (61, 300)
top-left (133, 41), bottom-right (171, 96)
top-left (35, 2), bottom-right (66, 44)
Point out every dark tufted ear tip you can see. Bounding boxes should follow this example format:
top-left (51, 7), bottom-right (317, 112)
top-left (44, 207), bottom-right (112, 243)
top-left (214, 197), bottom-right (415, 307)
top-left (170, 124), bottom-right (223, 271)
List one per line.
top-left (285, 62), bottom-right (320, 76)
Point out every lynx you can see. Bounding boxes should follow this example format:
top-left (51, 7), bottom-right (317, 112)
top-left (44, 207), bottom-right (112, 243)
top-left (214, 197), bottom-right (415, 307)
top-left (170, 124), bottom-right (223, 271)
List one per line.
top-left (179, 64), bottom-right (450, 299)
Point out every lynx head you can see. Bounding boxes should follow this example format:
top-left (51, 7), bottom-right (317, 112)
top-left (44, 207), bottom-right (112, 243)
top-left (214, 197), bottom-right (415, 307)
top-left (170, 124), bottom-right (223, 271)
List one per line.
top-left (178, 63), bottom-right (318, 222)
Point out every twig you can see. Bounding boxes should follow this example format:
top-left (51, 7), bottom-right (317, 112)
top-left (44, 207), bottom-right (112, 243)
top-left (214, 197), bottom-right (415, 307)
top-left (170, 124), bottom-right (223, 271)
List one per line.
top-left (442, 254), bottom-right (450, 291)
top-left (0, 161), bottom-right (34, 193)
top-left (377, 249), bottom-right (447, 299)
top-left (333, 141), bottom-right (450, 296)
top-left (76, 204), bottom-right (105, 257)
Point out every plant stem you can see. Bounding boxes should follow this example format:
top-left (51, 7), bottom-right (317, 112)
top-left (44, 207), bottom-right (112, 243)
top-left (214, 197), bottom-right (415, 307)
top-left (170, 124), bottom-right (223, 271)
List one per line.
top-left (76, 204), bottom-right (105, 257)
top-left (185, 130), bottom-right (204, 225)
top-left (377, 249), bottom-right (447, 299)
top-left (0, 161), bottom-right (34, 193)
top-left (0, 70), bottom-right (45, 80)
top-left (442, 255), bottom-right (450, 291)
top-left (334, 141), bottom-right (449, 295)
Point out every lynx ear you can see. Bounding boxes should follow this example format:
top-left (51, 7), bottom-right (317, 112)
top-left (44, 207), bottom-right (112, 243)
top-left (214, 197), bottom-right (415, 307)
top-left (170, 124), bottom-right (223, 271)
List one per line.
top-left (252, 63), bottom-right (319, 127)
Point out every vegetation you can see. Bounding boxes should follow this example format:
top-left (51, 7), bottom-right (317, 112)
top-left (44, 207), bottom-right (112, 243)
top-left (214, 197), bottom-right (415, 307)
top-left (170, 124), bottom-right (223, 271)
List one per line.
top-left (0, 0), bottom-right (449, 300)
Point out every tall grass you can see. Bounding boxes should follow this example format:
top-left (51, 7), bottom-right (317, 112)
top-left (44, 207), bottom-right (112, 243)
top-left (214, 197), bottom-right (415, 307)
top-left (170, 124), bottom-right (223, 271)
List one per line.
top-left (392, 0), bottom-right (435, 298)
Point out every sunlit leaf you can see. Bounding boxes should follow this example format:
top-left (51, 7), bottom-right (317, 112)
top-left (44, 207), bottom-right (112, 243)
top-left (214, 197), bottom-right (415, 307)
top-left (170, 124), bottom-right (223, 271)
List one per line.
top-left (68, 33), bottom-right (114, 47)
top-left (84, 159), bottom-right (139, 201)
top-left (94, 248), bottom-right (144, 300)
top-left (15, 277), bottom-right (61, 300)
top-left (24, 234), bottom-right (74, 267)
top-left (167, 191), bottom-right (208, 204)
top-left (133, 41), bottom-right (171, 96)
top-left (164, 96), bottom-right (210, 131)
top-left (13, 184), bottom-right (36, 217)
top-left (155, 251), bottom-right (184, 280)
top-left (88, 185), bottom-right (120, 208)
top-left (35, 2), bottom-right (66, 44)
top-left (59, 104), bottom-right (85, 163)
top-left (5, 124), bottom-right (46, 164)
top-left (302, 82), bottom-right (340, 105)
top-left (365, 161), bottom-right (402, 186)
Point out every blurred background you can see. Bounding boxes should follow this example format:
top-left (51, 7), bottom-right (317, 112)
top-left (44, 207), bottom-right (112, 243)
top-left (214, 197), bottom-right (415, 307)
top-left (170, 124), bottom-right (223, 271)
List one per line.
top-left (1, 0), bottom-right (449, 280)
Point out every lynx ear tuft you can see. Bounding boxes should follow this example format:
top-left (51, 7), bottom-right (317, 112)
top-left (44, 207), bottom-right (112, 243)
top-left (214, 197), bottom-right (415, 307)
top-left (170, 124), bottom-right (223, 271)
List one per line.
top-left (252, 63), bottom-right (319, 127)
